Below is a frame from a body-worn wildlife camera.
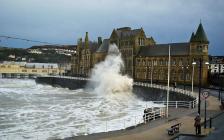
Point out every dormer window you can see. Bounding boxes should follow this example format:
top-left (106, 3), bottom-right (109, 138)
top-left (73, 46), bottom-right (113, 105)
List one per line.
top-left (197, 45), bottom-right (203, 52)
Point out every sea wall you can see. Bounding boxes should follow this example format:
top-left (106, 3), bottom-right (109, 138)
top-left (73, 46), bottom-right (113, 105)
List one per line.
top-left (36, 76), bottom-right (88, 90)
top-left (133, 85), bottom-right (193, 101)
top-left (36, 76), bottom-right (194, 101)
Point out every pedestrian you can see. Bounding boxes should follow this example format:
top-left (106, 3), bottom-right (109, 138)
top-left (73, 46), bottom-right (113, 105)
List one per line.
top-left (194, 113), bottom-right (201, 135)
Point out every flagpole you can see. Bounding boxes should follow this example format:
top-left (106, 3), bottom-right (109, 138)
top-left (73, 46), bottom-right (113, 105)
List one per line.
top-left (166, 45), bottom-right (171, 118)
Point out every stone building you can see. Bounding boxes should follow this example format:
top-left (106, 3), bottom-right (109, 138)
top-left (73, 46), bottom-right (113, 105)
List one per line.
top-left (135, 23), bottom-right (209, 85)
top-left (209, 56), bottom-right (224, 74)
top-left (109, 27), bottom-right (155, 76)
top-left (71, 23), bottom-right (209, 85)
top-left (71, 32), bottom-right (98, 77)
top-left (0, 61), bottom-right (65, 77)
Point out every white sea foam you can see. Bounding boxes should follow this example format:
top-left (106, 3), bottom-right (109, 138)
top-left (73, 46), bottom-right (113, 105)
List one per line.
top-left (0, 46), bottom-right (163, 140)
top-left (88, 44), bottom-right (133, 97)
top-left (0, 78), bottom-right (162, 140)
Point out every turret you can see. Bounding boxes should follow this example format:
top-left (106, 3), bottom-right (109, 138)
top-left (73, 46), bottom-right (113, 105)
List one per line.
top-left (85, 32), bottom-right (89, 49)
top-left (190, 22), bottom-right (209, 44)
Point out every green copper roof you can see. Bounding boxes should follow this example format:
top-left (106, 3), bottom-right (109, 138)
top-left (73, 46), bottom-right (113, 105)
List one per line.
top-left (191, 23), bottom-right (209, 43)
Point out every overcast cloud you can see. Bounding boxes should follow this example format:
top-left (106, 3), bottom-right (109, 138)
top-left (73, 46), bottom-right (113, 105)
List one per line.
top-left (0, 0), bottom-right (223, 55)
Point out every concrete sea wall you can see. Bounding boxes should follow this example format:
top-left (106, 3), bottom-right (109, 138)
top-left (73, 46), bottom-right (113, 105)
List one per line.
top-left (36, 76), bottom-right (88, 90)
top-left (36, 76), bottom-right (194, 101)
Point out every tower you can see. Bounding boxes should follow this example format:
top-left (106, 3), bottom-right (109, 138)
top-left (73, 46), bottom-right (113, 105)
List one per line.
top-left (85, 32), bottom-right (89, 49)
top-left (190, 22), bottom-right (209, 85)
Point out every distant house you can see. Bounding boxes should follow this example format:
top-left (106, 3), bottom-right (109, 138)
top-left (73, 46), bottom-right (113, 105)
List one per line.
top-left (28, 45), bottom-right (77, 56)
top-left (0, 61), bottom-right (65, 76)
top-left (8, 54), bottom-right (15, 59)
top-left (209, 56), bottom-right (224, 74)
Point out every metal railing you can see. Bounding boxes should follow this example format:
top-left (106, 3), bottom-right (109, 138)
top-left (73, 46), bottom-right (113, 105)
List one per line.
top-left (134, 82), bottom-right (197, 99)
top-left (39, 76), bottom-right (198, 108)
top-left (148, 99), bottom-right (197, 109)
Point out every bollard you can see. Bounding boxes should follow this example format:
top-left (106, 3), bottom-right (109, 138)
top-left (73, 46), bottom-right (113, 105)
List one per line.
top-left (209, 118), bottom-right (212, 128)
top-left (176, 101), bottom-right (178, 108)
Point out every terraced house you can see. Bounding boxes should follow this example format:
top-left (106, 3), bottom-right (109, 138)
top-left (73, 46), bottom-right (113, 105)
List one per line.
top-left (71, 23), bottom-right (209, 85)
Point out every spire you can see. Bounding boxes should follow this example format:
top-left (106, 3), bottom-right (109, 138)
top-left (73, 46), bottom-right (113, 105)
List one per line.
top-left (193, 22), bottom-right (209, 43)
top-left (77, 38), bottom-right (82, 50)
top-left (190, 32), bottom-right (195, 42)
top-left (85, 32), bottom-right (89, 49)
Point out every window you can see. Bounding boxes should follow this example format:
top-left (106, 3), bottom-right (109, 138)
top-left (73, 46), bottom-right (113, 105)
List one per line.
top-left (147, 60), bottom-right (152, 66)
top-left (32, 70), bottom-right (37, 72)
top-left (142, 60), bottom-right (146, 66)
top-left (22, 70), bottom-right (27, 72)
top-left (186, 73), bottom-right (191, 80)
top-left (42, 70), bottom-right (47, 72)
top-left (52, 70), bottom-right (57, 73)
top-left (160, 60), bottom-right (163, 65)
top-left (197, 46), bottom-right (202, 52)
top-left (172, 59), bottom-right (176, 65)
top-left (153, 60), bottom-right (157, 66)
top-left (179, 59), bottom-right (183, 66)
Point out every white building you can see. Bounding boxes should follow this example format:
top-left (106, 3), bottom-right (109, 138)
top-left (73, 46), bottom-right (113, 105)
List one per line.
top-left (210, 63), bottom-right (224, 74)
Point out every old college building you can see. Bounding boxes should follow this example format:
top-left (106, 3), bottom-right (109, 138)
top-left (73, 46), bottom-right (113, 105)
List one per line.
top-left (71, 23), bottom-right (209, 85)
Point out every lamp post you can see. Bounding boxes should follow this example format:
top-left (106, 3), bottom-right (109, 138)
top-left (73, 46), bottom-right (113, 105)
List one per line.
top-left (218, 64), bottom-right (221, 101)
top-left (198, 58), bottom-right (202, 115)
top-left (204, 62), bottom-right (209, 129)
top-left (166, 45), bottom-right (171, 118)
top-left (192, 62), bottom-right (196, 94)
top-left (197, 59), bottom-right (209, 115)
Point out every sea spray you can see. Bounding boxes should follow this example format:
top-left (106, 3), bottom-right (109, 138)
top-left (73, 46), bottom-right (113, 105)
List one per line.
top-left (88, 44), bottom-right (133, 97)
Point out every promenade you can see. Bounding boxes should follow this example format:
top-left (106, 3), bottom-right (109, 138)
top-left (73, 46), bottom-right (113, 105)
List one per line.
top-left (66, 90), bottom-right (223, 140)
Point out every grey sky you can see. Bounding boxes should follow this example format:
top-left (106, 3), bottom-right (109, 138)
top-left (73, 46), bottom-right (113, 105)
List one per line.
top-left (0, 0), bottom-right (223, 55)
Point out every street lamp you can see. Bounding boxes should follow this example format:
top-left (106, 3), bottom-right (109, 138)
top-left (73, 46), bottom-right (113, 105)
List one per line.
top-left (196, 59), bottom-right (209, 115)
top-left (150, 59), bottom-right (153, 86)
top-left (218, 64), bottom-right (221, 101)
top-left (166, 45), bottom-right (171, 118)
top-left (192, 62), bottom-right (196, 94)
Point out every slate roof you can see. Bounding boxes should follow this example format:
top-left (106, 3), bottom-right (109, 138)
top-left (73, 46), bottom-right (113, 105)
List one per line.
top-left (138, 43), bottom-right (190, 57)
top-left (96, 39), bottom-right (110, 53)
top-left (114, 27), bottom-right (142, 39)
top-left (190, 23), bottom-right (209, 43)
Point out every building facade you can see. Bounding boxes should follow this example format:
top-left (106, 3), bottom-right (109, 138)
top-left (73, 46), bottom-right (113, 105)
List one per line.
top-left (0, 61), bottom-right (65, 77)
top-left (71, 23), bottom-right (209, 85)
top-left (71, 32), bottom-right (99, 77)
top-left (209, 56), bottom-right (224, 74)
top-left (109, 27), bottom-right (155, 76)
